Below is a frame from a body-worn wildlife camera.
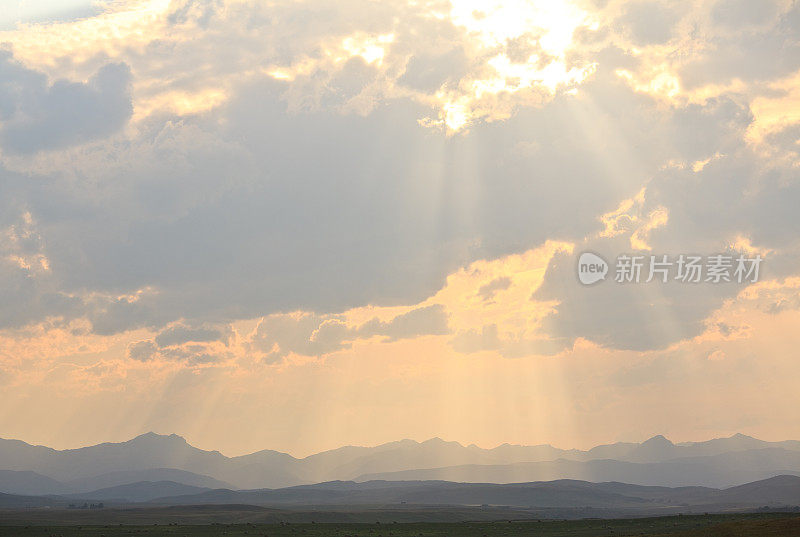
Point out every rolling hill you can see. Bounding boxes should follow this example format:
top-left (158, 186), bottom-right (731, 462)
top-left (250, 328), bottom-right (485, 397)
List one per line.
top-left (356, 448), bottom-right (800, 488)
top-left (137, 475), bottom-right (800, 512)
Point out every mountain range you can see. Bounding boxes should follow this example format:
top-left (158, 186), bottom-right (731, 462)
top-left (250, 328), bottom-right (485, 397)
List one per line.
top-left (1, 432), bottom-right (800, 496)
top-left (1, 475), bottom-right (799, 519)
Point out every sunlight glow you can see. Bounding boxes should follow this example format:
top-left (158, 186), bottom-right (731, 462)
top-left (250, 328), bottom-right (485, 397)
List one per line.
top-left (134, 88), bottom-right (229, 119)
top-left (448, 0), bottom-right (589, 55)
top-left (435, 0), bottom-right (596, 131)
top-left (341, 33), bottom-right (395, 66)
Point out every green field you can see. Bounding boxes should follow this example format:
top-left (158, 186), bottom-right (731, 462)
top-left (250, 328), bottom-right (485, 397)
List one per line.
top-left (1, 513), bottom-right (799, 537)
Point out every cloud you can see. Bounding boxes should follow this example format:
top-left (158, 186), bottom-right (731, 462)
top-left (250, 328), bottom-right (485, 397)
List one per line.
top-left (357, 304), bottom-right (449, 342)
top-left (0, 0), bottom-right (799, 361)
top-left (251, 305), bottom-right (449, 361)
top-left (532, 144), bottom-right (800, 352)
top-left (155, 324), bottom-right (228, 348)
top-left (3, 60), bottom-right (797, 353)
top-left (4, 0), bottom-right (800, 457)
top-left (534, 245), bottom-right (740, 352)
top-left (0, 206), bottom-right (83, 329)
top-left (0, 52), bottom-right (132, 153)
top-left (524, 79), bottom-right (800, 353)
top-left (711, 0), bottom-right (781, 28)
top-left (476, 277), bottom-right (512, 302)
top-left (614, 1), bottom-right (680, 46)
top-left (2, 0), bottom-right (599, 131)
top-left (125, 322), bottom-right (236, 366)
top-left (251, 313), bottom-right (351, 362)
top-left (127, 340), bottom-right (157, 362)
top-left (3, 72), bottom-right (648, 334)
top-left (397, 48), bottom-right (470, 92)
top-left (678, 1), bottom-right (800, 88)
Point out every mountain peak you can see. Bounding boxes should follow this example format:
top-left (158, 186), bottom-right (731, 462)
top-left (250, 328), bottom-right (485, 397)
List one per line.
top-left (129, 432), bottom-right (188, 445)
top-left (642, 434), bottom-right (674, 447)
top-left (421, 437), bottom-right (465, 448)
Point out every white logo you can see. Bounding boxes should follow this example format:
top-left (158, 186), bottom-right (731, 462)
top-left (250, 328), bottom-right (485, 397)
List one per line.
top-left (576, 252), bottom-right (762, 285)
top-left (577, 252), bottom-right (608, 285)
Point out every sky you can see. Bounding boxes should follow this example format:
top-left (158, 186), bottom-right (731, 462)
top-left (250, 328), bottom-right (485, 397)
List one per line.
top-left (0, 0), bottom-right (799, 457)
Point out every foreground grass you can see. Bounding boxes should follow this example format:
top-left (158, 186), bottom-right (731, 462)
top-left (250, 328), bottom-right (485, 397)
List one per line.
top-left (1, 513), bottom-right (799, 537)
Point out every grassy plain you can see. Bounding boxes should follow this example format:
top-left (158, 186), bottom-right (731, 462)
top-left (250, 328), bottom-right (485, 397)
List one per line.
top-left (0, 512), bottom-right (799, 537)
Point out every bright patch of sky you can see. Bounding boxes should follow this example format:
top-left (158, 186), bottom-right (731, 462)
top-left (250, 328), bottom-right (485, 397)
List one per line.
top-left (0, 0), bottom-right (101, 30)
